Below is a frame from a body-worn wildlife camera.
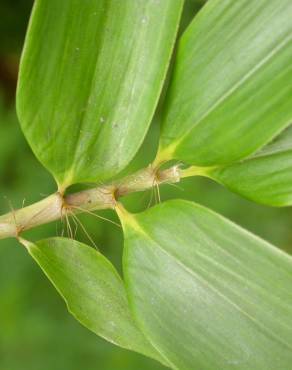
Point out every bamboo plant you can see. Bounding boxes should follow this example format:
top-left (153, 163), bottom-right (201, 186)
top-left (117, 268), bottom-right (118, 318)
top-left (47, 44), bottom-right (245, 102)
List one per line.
top-left (1, 1), bottom-right (292, 369)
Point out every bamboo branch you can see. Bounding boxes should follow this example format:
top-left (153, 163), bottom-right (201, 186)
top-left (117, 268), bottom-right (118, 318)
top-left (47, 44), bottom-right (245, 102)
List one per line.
top-left (0, 164), bottom-right (182, 240)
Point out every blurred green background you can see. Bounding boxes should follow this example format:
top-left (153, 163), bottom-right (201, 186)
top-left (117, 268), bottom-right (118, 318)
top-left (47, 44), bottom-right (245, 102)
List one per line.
top-left (0, 1), bottom-right (291, 370)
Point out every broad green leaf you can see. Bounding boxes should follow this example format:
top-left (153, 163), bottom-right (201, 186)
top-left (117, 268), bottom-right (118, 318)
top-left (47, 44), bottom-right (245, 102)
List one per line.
top-left (17, 0), bottom-right (183, 189)
top-left (24, 237), bottom-right (168, 365)
top-left (209, 125), bottom-right (292, 206)
top-left (157, 0), bottom-right (292, 167)
top-left (119, 200), bottom-right (292, 370)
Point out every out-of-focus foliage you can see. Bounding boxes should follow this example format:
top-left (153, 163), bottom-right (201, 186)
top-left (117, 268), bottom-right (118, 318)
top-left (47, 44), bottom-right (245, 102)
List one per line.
top-left (0, 0), bottom-right (292, 369)
top-left (0, 0), bottom-right (33, 54)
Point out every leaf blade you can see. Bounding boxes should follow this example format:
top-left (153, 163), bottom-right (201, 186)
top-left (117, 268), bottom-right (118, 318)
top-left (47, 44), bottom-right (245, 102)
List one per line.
top-left (157, 0), bottom-right (292, 166)
top-left (26, 237), bottom-right (168, 365)
top-left (17, 0), bottom-right (183, 188)
top-left (209, 125), bottom-right (292, 206)
top-left (120, 200), bottom-right (292, 370)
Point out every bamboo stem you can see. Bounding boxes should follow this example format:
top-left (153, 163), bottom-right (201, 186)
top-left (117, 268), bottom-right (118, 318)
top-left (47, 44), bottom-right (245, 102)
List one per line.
top-left (0, 164), bottom-right (182, 240)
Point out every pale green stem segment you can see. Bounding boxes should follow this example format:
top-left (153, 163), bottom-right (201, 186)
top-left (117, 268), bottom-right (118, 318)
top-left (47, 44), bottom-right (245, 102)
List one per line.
top-left (0, 163), bottom-right (196, 240)
top-left (180, 165), bottom-right (214, 178)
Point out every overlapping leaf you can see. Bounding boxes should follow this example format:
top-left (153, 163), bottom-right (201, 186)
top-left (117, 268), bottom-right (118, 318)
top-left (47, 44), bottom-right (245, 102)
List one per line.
top-left (209, 125), bottom-right (292, 206)
top-left (120, 200), bottom-right (292, 370)
top-left (24, 237), bottom-right (168, 365)
top-left (157, 0), bottom-right (292, 166)
top-left (17, 0), bottom-right (183, 189)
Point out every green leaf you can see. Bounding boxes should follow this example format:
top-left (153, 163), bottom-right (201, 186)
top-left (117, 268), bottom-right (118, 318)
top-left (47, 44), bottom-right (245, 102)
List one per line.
top-left (25, 237), bottom-right (168, 365)
top-left (157, 0), bottom-right (292, 167)
top-left (119, 200), bottom-right (292, 370)
top-left (209, 125), bottom-right (292, 206)
top-left (17, 0), bottom-right (183, 189)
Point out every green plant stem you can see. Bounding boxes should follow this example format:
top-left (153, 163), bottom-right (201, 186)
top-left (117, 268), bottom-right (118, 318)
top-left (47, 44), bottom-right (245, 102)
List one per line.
top-left (0, 164), bottom-right (184, 240)
top-left (180, 165), bottom-right (214, 178)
